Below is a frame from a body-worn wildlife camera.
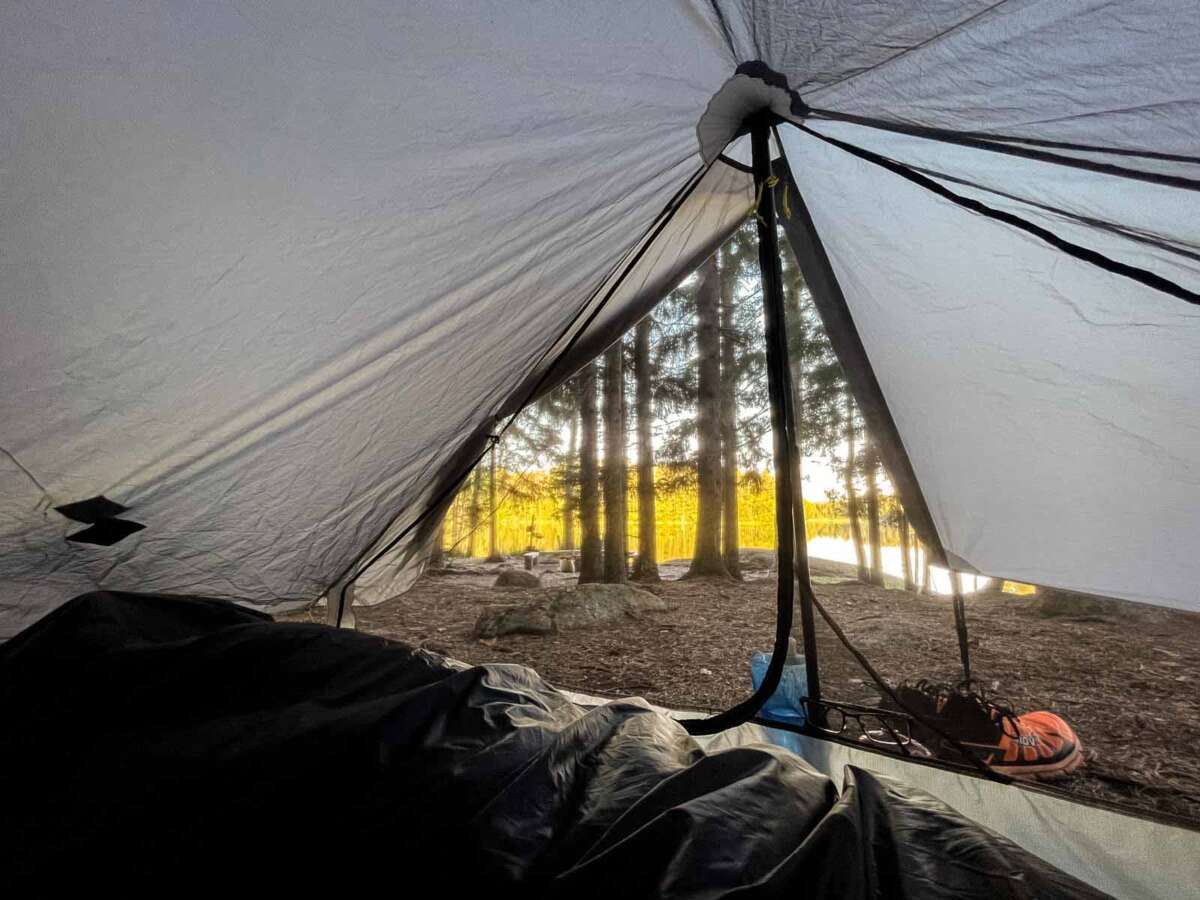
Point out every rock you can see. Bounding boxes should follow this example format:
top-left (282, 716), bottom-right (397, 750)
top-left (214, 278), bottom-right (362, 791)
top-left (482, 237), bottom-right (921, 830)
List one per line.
top-left (739, 548), bottom-right (776, 571)
top-left (494, 568), bottom-right (541, 588)
top-left (472, 583), bottom-right (671, 638)
top-left (546, 583), bottom-right (671, 629)
top-left (473, 604), bottom-right (554, 638)
top-left (1036, 587), bottom-right (1133, 619)
top-left (560, 557), bottom-right (576, 573)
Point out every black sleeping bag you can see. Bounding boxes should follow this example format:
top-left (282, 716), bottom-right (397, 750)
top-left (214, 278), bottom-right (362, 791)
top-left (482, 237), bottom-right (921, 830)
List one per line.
top-left (0, 591), bottom-right (1107, 897)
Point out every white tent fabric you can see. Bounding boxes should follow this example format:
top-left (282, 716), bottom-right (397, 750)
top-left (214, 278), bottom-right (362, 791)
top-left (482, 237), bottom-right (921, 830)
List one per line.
top-left (779, 122), bottom-right (1200, 609)
top-left (2, 0), bottom-right (1199, 639)
top-left (0, 2), bottom-right (737, 637)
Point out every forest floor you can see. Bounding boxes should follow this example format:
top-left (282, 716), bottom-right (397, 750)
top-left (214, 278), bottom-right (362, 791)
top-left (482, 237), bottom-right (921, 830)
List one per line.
top-left (283, 552), bottom-right (1200, 824)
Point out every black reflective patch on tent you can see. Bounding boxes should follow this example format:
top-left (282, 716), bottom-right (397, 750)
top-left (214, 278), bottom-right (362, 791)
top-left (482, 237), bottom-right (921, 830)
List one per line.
top-left (54, 495), bottom-right (128, 524)
top-left (65, 518), bottom-right (145, 546)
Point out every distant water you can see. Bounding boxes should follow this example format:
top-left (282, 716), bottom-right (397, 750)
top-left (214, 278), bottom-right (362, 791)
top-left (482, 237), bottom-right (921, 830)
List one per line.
top-left (806, 536), bottom-right (998, 595)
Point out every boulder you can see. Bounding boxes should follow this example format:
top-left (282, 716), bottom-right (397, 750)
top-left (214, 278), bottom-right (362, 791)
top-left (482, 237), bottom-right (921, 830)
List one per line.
top-left (473, 605), bottom-right (554, 638)
top-left (546, 583), bottom-right (671, 629)
top-left (494, 568), bottom-right (541, 588)
top-left (472, 583), bottom-right (672, 638)
top-left (739, 548), bottom-right (776, 571)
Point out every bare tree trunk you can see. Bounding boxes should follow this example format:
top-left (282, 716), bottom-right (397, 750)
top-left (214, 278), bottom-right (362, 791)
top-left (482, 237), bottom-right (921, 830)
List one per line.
top-left (577, 363), bottom-right (603, 583)
top-left (899, 512), bottom-right (915, 592)
top-left (688, 255), bottom-right (729, 578)
top-left (921, 544), bottom-right (932, 594)
top-left (466, 467), bottom-right (483, 558)
top-left (844, 395), bottom-right (869, 583)
top-left (429, 518), bottom-right (446, 569)
top-left (486, 442), bottom-right (503, 562)
top-left (719, 251), bottom-right (741, 580)
top-left (563, 414), bottom-right (577, 551)
top-left (601, 341), bottom-right (628, 584)
top-left (631, 318), bottom-right (660, 582)
top-left (864, 440), bottom-right (885, 587)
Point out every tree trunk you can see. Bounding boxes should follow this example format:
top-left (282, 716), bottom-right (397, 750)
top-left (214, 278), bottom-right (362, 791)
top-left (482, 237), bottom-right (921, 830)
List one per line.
top-left (864, 440), bottom-right (885, 587)
top-left (631, 318), bottom-right (660, 582)
top-left (601, 341), bottom-right (628, 584)
top-left (688, 255), bottom-right (729, 578)
top-left (466, 467), bottom-right (483, 558)
top-left (899, 512), bottom-right (915, 592)
top-left (787, 277), bottom-right (807, 571)
top-left (844, 395), bottom-right (869, 583)
top-left (577, 363), bottom-right (603, 583)
top-left (429, 518), bottom-right (446, 569)
top-left (486, 442), bottom-right (503, 562)
top-left (719, 251), bottom-right (741, 580)
top-left (563, 414), bottom-right (577, 551)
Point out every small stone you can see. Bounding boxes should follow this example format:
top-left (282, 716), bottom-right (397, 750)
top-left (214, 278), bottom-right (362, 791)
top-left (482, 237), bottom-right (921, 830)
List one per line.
top-left (472, 604), bottom-right (554, 638)
top-left (494, 568), bottom-right (541, 588)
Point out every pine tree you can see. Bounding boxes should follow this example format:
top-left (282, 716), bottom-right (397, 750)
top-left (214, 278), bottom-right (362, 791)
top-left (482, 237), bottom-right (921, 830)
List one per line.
top-left (485, 442), bottom-right (503, 562)
top-left (563, 412), bottom-right (577, 551)
top-left (899, 511), bottom-right (915, 592)
top-left (466, 466), bottom-right (483, 558)
top-left (718, 248), bottom-right (742, 579)
top-left (631, 317), bottom-right (660, 582)
top-left (844, 395), bottom-right (869, 582)
top-left (864, 439), bottom-right (885, 586)
top-left (688, 254), bottom-right (729, 578)
top-left (576, 362), bottom-right (603, 583)
top-left (601, 340), bottom-right (628, 583)
top-left (429, 518), bottom-right (446, 569)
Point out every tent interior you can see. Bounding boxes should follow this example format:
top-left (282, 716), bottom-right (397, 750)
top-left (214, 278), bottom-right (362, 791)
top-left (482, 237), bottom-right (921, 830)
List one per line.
top-left (2, 3), bottom-right (1198, 897)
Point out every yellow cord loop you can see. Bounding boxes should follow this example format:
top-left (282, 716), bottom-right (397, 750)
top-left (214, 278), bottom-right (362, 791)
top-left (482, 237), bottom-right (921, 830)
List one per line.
top-left (751, 174), bottom-right (786, 225)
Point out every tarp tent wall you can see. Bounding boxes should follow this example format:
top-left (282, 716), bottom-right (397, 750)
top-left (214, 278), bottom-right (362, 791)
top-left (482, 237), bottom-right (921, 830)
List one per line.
top-left (0, 2), bottom-right (743, 636)
top-left (3, 2), bottom-right (1198, 634)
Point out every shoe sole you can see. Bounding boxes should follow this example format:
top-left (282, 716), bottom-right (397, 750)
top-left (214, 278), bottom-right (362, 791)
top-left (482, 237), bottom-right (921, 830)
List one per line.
top-left (991, 744), bottom-right (1084, 781)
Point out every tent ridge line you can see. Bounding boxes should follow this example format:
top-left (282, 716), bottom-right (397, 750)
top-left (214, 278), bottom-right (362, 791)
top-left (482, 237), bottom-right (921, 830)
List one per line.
top-left (900, 160), bottom-right (1200, 266)
top-left (798, 123), bottom-right (1200, 307)
top-left (806, 107), bottom-right (1200, 185)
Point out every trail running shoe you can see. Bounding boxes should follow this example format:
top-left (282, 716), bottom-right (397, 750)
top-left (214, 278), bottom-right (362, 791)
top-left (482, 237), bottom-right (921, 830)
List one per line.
top-left (889, 680), bottom-right (1083, 781)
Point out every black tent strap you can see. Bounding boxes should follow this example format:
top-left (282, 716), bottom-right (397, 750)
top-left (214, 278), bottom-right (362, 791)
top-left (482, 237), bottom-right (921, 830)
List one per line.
top-left (331, 160), bottom-right (717, 626)
top-left (903, 162), bottom-right (1200, 266)
top-left (685, 117), bottom-right (803, 735)
top-left (953, 590), bottom-right (972, 685)
top-left (796, 124), bottom-right (1200, 307)
top-left (806, 107), bottom-right (1200, 189)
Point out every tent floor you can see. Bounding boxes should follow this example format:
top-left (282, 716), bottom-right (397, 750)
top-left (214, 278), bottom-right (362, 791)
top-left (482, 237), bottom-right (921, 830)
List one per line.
top-left (286, 555), bottom-right (1200, 824)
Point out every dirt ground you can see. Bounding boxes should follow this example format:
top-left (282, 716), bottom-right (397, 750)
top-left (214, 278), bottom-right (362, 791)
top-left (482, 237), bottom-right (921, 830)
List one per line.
top-left (284, 553), bottom-right (1200, 824)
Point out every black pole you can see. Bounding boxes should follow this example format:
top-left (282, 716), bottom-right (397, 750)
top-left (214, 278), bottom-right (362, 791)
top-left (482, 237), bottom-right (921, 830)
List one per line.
top-left (751, 119), bottom-right (823, 719)
top-left (950, 571), bottom-right (972, 684)
top-left (684, 115), bottom-right (809, 735)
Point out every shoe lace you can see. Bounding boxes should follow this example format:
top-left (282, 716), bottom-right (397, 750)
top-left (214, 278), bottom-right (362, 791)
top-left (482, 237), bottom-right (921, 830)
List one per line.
top-left (906, 678), bottom-right (1022, 735)
top-left (958, 679), bottom-right (1021, 735)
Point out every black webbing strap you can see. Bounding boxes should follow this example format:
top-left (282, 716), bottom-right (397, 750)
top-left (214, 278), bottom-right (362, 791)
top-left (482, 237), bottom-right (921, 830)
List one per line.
top-left (951, 573), bottom-right (973, 686)
top-left (685, 114), bottom-right (805, 735)
top-left (806, 106), bottom-right (1200, 190)
top-left (794, 123), bottom-right (1200, 307)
